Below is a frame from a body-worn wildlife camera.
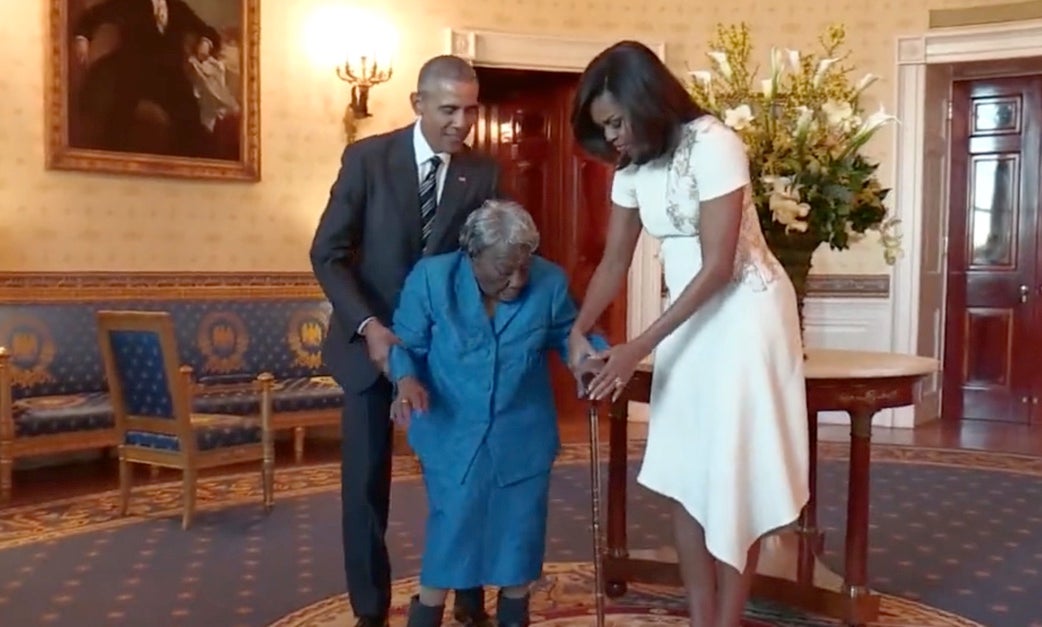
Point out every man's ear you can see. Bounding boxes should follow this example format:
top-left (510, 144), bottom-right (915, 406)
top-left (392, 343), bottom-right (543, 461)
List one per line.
top-left (409, 91), bottom-right (422, 116)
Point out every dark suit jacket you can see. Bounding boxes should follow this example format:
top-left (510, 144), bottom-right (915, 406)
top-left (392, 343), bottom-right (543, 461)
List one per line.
top-left (310, 125), bottom-right (502, 393)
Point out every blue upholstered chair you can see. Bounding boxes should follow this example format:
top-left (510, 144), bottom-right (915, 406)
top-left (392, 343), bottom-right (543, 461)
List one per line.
top-left (95, 311), bottom-right (275, 529)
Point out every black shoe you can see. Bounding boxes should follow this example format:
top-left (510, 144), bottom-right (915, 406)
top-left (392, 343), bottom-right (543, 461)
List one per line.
top-left (495, 593), bottom-right (530, 627)
top-left (451, 607), bottom-right (493, 627)
top-left (354, 617), bottom-right (388, 627)
top-left (406, 595), bottom-right (444, 627)
top-left (453, 587), bottom-right (492, 626)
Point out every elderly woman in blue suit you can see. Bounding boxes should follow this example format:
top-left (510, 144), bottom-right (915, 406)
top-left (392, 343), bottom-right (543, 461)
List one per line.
top-left (388, 200), bottom-right (606, 627)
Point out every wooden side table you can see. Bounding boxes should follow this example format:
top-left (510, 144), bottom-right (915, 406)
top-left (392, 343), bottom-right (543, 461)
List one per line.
top-left (601, 349), bottom-right (938, 626)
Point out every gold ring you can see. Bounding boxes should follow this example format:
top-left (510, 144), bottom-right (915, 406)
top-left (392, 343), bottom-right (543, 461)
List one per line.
top-left (400, 398), bottom-right (410, 404)
top-left (614, 377), bottom-right (624, 386)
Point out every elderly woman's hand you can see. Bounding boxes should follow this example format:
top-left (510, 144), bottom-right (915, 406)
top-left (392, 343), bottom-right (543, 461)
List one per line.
top-left (567, 330), bottom-right (597, 373)
top-left (390, 376), bottom-right (428, 428)
top-left (572, 355), bottom-right (605, 398)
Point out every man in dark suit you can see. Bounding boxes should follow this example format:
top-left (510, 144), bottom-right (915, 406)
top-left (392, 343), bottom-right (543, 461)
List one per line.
top-left (310, 55), bottom-right (503, 627)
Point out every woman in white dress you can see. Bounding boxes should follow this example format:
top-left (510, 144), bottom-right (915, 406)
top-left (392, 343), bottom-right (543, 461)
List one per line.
top-left (566, 41), bottom-right (810, 627)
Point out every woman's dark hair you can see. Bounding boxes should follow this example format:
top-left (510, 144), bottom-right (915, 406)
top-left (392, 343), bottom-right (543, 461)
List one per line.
top-left (571, 41), bottom-right (707, 167)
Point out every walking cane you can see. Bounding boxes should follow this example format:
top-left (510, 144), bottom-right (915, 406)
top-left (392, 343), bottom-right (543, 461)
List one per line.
top-left (580, 372), bottom-right (607, 627)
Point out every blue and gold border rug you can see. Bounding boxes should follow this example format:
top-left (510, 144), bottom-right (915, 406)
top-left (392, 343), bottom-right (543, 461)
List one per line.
top-left (2, 441), bottom-right (1041, 626)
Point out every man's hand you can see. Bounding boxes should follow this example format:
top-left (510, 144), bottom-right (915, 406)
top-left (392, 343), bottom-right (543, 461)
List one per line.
top-left (74, 37), bottom-right (90, 65)
top-left (361, 320), bottom-right (400, 374)
top-left (390, 376), bottom-right (429, 428)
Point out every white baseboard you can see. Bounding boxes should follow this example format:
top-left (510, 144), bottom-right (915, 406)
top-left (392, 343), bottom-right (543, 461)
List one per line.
top-left (804, 296), bottom-right (899, 427)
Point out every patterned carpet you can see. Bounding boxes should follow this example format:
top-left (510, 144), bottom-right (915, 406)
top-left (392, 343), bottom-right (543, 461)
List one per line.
top-left (1, 441), bottom-right (1041, 626)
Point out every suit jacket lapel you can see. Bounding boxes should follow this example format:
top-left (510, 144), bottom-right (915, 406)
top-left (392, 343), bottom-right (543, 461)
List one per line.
top-left (426, 155), bottom-right (472, 253)
top-left (388, 128), bottom-right (422, 257)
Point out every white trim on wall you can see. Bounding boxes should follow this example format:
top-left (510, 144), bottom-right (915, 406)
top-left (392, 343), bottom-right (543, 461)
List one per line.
top-left (805, 297), bottom-right (897, 426)
top-left (891, 19), bottom-right (1042, 428)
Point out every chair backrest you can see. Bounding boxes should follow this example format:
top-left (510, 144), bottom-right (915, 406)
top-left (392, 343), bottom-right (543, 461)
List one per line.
top-left (95, 311), bottom-right (193, 452)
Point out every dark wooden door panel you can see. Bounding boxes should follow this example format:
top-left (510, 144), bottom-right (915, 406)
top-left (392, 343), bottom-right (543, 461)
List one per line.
top-left (960, 308), bottom-right (1018, 420)
top-left (474, 68), bottom-right (624, 420)
top-left (944, 76), bottom-right (1042, 423)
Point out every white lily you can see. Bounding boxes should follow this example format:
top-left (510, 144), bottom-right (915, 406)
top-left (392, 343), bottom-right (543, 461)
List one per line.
top-left (689, 70), bottom-right (713, 85)
top-left (690, 70), bottom-right (715, 107)
top-left (761, 78), bottom-right (775, 99)
top-left (763, 176), bottom-right (811, 233)
top-left (769, 47), bottom-right (784, 81)
top-left (794, 106), bottom-right (814, 140)
top-left (821, 100), bottom-right (855, 129)
top-left (762, 47), bottom-right (785, 100)
top-left (854, 73), bottom-right (879, 96)
top-left (785, 49), bottom-right (801, 73)
top-left (707, 51), bottom-right (733, 79)
top-left (859, 105), bottom-right (899, 136)
top-left (812, 58), bottom-right (837, 87)
top-left (723, 104), bottom-right (753, 130)
top-left (841, 105), bottom-right (899, 158)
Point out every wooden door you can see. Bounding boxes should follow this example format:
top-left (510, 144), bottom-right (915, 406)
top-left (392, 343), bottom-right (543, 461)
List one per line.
top-left (473, 67), bottom-right (626, 420)
top-left (943, 76), bottom-right (1042, 423)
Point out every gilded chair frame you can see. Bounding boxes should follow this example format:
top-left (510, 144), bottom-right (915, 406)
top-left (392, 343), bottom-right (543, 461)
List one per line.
top-left (96, 311), bottom-right (275, 529)
top-left (0, 345), bottom-right (119, 503)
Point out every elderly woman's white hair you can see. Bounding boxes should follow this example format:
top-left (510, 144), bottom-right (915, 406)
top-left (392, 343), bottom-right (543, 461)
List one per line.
top-left (459, 199), bottom-right (541, 257)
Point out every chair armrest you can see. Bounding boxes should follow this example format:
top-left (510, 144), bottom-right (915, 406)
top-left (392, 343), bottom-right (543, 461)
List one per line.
top-left (179, 365), bottom-right (196, 405)
top-left (0, 347), bottom-right (12, 445)
top-left (253, 373), bottom-right (275, 427)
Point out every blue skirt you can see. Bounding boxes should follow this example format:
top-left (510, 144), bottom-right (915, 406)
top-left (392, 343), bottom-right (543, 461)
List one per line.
top-left (419, 444), bottom-right (551, 589)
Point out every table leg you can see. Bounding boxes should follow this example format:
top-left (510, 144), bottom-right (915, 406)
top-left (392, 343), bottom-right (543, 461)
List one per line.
top-left (843, 408), bottom-right (875, 610)
top-left (797, 405), bottom-right (821, 584)
top-left (605, 398), bottom-right (630, 597)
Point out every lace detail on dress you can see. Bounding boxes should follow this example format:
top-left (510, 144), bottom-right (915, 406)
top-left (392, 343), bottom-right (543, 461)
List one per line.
top-left (664, 124), bottom-right (701, 235)
top-left (731, 196), bottom-right (784, 291)
top-left (665, 119), bottom-right (784, 292)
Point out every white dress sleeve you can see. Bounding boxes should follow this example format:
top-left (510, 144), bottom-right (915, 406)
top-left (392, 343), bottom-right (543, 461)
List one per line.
top-left (610, 165), bottom-right (640, 209)
top-left (688, 118), bottom-right (751, 201)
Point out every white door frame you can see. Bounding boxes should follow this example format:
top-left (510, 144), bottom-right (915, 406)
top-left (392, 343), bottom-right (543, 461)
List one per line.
top-left (890, 19), bottom-right (1042, 426)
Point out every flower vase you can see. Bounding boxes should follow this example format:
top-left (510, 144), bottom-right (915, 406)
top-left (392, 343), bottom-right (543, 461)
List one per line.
top-left (764, 230), bottom-right (821, 358)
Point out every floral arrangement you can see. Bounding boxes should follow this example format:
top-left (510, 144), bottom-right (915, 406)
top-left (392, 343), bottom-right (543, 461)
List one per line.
top-left (687, 23), bottom-right (902, 264)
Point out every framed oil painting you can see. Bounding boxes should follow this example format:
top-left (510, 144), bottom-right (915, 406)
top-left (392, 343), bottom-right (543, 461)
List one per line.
top-left (46, 0), bottom-right (260, 181)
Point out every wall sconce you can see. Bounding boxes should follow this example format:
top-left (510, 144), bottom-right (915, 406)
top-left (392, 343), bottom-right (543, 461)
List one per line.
top-left (336, 56), bottom-right (393, 119)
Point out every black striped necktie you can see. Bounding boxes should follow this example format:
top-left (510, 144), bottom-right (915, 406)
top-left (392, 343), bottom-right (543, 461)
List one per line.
top-left (419, 155), bottom-right (442, 251)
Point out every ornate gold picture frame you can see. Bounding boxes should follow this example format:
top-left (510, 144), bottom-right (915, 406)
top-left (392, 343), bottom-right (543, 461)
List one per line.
top-left (45, 0), bottom-right (260, 181)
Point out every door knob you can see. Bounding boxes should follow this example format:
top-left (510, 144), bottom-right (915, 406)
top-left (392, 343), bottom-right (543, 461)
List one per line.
top-left (1019, 284), bottom-right (1030, 303)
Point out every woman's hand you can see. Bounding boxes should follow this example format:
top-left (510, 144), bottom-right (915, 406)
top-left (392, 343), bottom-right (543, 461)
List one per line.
top-left (566, 330), bottom-right (597, 373)
top-left (390, 376), bottom-right (428, 428)
top-left (587, 341), bottom-right (650, 402)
